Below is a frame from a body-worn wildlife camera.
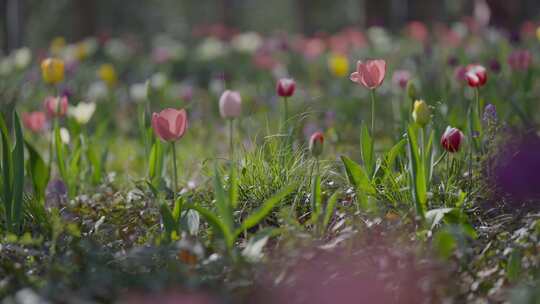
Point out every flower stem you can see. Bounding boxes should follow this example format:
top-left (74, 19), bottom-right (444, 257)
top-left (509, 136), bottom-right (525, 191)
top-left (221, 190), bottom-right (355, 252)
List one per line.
top-left (370, 90), bottom-right (376, 136)
top-left (171, 142), bottom-right (178, 202)
top-left (229, 119), bottom-right (234, 161)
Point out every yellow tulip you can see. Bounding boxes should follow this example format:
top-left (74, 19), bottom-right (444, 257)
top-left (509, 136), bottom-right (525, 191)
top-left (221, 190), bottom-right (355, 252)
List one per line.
top-left (75, 42), bottom-right (89, 61)
top-left (98, 64), bottom-right (117, 87)
top-left (536, 27), bottom-right (540, 42)
top-left (412, 100), bottom-right (431, 127)
top-left (328, 54), bottom-right (349, 77)
top-left (40, 58), bottom-right (65, 85)
top-left (50, 37), bottom-right (66, 56)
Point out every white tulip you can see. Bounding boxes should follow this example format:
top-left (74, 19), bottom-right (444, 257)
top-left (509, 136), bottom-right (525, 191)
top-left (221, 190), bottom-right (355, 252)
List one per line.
top-left (68, 102), bottom-right (96, 124)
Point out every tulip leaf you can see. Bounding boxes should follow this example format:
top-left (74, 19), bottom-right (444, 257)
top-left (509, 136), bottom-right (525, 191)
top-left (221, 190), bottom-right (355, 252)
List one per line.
top-left (407, 124), bottom-right (427, 219)
top-left (236, 183), bottom-right (295, 236)
top-left (0, 114), bottom-right (13, 227)
top-left (322, 191), bottom-right (340, 231)
top-left (25, 140), bottom-right (49, 203)
top-left (360, 123), bottom-right (374, 178)
top-left (310, 174), bottom-right (322, 222)
top-left (12, 112), bottom-right (25, 231)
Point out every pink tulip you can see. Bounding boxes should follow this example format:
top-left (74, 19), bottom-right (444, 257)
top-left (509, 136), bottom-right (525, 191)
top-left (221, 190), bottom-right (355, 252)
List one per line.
top-left (508, 50), bottom-right (532, 71)
top-left (151, 108), bottom-right (188, 142)
top-left (392, 70), bottom-right (411, 89)
top-left (22, 111), bottom-right (47, 133)
top-left (276, 78), bottom-right (296, 97)
top-left (219, 90), bottom-right (242, 119)
top-left (43, 95), bottom-right (68, 117)
top-left (350, 59), bottom-right (386, 90)
top-left (465, 64), bottom-right (487, 87)
top-left (441, 126), bottom-right (465, 153)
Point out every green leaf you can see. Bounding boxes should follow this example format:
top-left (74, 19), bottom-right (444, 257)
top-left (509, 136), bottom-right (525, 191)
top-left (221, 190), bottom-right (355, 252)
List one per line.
top-left (322, 191), bottom-right (340, 231)
top-left (506, 249), bottom-right (522, 283)
top-left (25, 141), bottom-right (49, 202)
top-left (160, 201), bottom-right (176, 238)
top-left (236, 183), bottom-right (295, 236)
top-left (11, 112), bottom-right (25, 231)
top-left (148, 139), bottom-right (164, 186)
top-left (425, 129), bottom-right (435, 185)
top-left (386, 139), bottom-right (406, 168)
top-left (407, 125), bottom-right (427, 219)
top-left (86, 140), bottom-right (102, 184)
top-left (172, 196), bottom-right (184, 223)
top-left (433, 229), bottom-right (456, 260)
top-left (213, 165), bottom-right (234, 232)
top-left (310, 174), bottom-right (322, 222)
top-left (0, 114), bottom-right (13, 226)
top-left (425, 208), bottom-right (455, 230)
top-left (340, 156), bottom-right (375, 194)
top-left (360, 124), bottom-right (374, 178)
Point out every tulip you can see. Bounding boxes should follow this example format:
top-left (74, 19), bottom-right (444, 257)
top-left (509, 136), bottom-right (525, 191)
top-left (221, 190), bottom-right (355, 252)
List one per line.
top-left (22, 112), bottom-right (47, 133)
top-left (350, 59), bottom-right (386, 136)
top-left (508, 50), bottom-right (532, 71)
top-left (328, 54), bottom-right (349, 77)
top-left (43, 96), bottom-right (68, 117)
top-left (412, 100), bottom-right (431, 127)
top-left (60, 127), bottom-right (70, 144)
top-left (41, 58), bottom-right (65, 85)
top-left (392, 70), bottom-right (411, 89)
top-left (49, 37), bottom-right (66, 56)
top-left (276, 78), bottom-right (296, 97)
top-left (537, 27), bottom-right (540, 42)
top-left (441, 126), bottom-right (465, 153)
top-left (277, 78), bottom-right (296, 151)
top-left (465, 64), bottom-right (487, 87)
top-left (349, 59), bottom-right (386, 90)
top-left (68, 102), bottom-right (96, 125)
top-left (98, 63), bottom-right (117, 87)
top-left (406, 81), bottom-right (417, 101)
top-left (309, 132), bottom-right (324, 158)
top-left (219, 90), bottom-right (242, 119)
top-left (151, 108), bottom-right (188, 201)
top-left (151, 108), bottom-right (188, 142)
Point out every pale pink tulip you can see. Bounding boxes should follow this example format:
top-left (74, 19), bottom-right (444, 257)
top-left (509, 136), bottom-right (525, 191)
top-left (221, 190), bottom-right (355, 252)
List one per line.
top-left (219, 90), bottom-right (242, 119)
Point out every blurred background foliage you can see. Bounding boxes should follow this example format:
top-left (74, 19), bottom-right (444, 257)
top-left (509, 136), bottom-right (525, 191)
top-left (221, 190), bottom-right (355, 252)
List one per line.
top-left (1, 0), bottom-right (540, 52)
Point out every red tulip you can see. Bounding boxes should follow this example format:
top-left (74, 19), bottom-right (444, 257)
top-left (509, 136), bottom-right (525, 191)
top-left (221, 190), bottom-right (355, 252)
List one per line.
top-left (441, 126), bottom-right (465, 153)
top-left (219, 90), bottom-right (242, 119)
top-left (22, 111), bottom-right (47, 133)
top-left (309, 131), bottom-right (324, 157)
top-left (43, 95), bottom-right (68, 117)
top-left (465, 64), bottom-right (487, 87)
top-left (151, 108), bottom-right (188, 142)
top-left (276, 78), bottom-right (296, 97)
top-left (350, 59), bottom-right (386, 90)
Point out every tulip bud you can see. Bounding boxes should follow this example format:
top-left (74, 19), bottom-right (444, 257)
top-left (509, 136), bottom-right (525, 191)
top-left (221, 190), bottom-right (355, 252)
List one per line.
top-left (276, 78), bottom-right (296, 97)
top-left (98, 63), bottom-right (117, 87)
top-left (441, 126), bottom-right (465, 153)
top-left (406, 81), bottom-right (417, 100)
top-left (41, 58), bottom-right (65, 85)
top-left (412, 100), bottom-right (431, 127)
top-left (43, 96), bottom-right (68, 117)
top-left (309, 132), bottom-right (324, 157)
top-left (219, 90), bottom-right (242, 119)
top-left (536, 27), bottom-right (540, 42)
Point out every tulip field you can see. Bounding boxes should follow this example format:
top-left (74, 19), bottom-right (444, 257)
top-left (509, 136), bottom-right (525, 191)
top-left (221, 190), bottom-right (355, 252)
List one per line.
top-left (2, 19), bottom-right (540, 303)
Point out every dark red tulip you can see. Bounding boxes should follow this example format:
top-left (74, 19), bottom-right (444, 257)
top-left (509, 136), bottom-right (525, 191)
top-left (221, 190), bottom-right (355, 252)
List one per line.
top-left (276, 78), bottom-right (296, 97)
top-left (441, 126), bottom-right (465, 153)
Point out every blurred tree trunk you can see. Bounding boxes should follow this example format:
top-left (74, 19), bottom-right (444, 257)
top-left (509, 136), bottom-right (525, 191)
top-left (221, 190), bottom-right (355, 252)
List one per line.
top-left (365, 0), bottom-right (390, 26)
top-left (486, 0), bottom-right (521, 30)
top-left (73, 0), bottom-right (96, 39)
top-left (3, 0), bottom-right (23, 52)
top-left (295, 0), bottom-right (308, 34)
